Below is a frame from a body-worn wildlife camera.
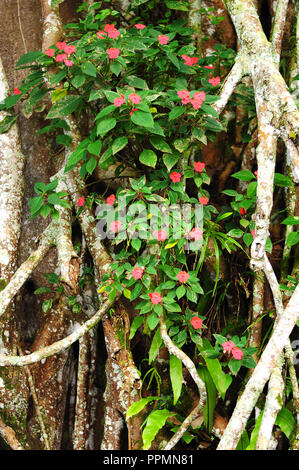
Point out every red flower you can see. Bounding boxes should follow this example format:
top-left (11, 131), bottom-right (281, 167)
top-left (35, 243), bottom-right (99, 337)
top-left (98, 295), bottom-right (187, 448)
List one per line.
top-left (251, 229), bottom-right (256, 238)
top-left (198, 196), bottom-right (209, 205)
top-left (110, 220), bottom-right (122, 233)
top-left (194, 161), bottom-right (205, 173)
top-left (132, 266), bottom-right (144, 280)
top-left (64, 59), bottom-right (74, 67)
top-left (191, 316), bottom-right (203, 329)
top-left (222, 341), bottom-right (235, 353)
top-left (129, 93), bottom-right (141, 105)
top-left (240, 207), bottom-right (247, 215)
top-left (56, 53), bottom-right (67, 62)
top-left (177, 271), bottom-right (189, 284)
top-left (106, 194), bottom-right (116, 205)
top-left (56, 41), bottom-right (67, 50)
top-left (182, 55), bottom-right (199, 66)
top-left (158, 35), bottom-right (169, 45)
top-left (108, 28), bottom-right (120, 39)
top-left (78, 197), bottom-right (85, 207)
top-left (204, 65), bottom-right (214, 70)
top-left (104, 24), bottom-right (116, 32)
top-left (149, 292), bottom-right (163, 305)
top-left (135, 24), bottom-right (146, 30)
top-left (155, 229), bottom-right (168, 242)
top-left (13, 87), bottom-right (21, 95)
top-left (114, 94), bottom-right (125, 107)
top-left (209, 76), bottom-right (221, 86)
top-left (45, 48), bottom-right (55, 57)
top-left (107, 48), bottom-right (120, 59)
top-left (177, 89), bottom-right (191, 104)
top-left (189, 227), bottom-right (203, 241)
top-left (64, 45), bottom-right (77, 55)
top-left (170, 172), bottom-right (181, 183)
top-left (254, 170), bottom-right (258, 177)
top-left (96, 30), bottom-right (107, 39)
top-left (232, 347), bottom-right (244, 360)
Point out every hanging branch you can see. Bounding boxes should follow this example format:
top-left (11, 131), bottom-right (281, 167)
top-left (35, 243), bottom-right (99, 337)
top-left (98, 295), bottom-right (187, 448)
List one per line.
top-left (160, 312), bottom-right (206, 450)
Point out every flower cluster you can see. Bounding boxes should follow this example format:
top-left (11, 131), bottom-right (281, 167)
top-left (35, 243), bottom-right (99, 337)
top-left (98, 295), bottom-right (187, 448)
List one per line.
top-left (45, 41), bottom-right (77, 67)
top-left (177, 89), bottom-right (206, 110)
top-left (222, 341), bottom-right (244, 360)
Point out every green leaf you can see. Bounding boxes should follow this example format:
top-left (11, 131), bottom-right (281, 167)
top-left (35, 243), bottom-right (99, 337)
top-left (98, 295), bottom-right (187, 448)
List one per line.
top-left (129, 316), bottom-right (144, 340)
top-left (131, 110), bottom-right (154, 128)
top-left (95, 105), bottom-right (115, 120)
top-left (228, 358), bottom-right (241, 375)
top-left (199, 339), bottom-right (232, 400)
top-left (236, 430), bottom-right (250, 450)
top-left (110, 61), bottom-right (122, 76)
top-left (56, 134), bottom-right (71, 146)
top-left (169, 354), bottom-right (182, 405)
top-left (246, 411), bottom-right (264, 450)
top-left (126, 396), bottom-right (160, 419)
top-left (46, 96), bottom-right (82, 119)
top-left (97, 117), bottom-right (116, 137)
top-left (139, 149), bottom-right (157, 168)
top-left (112, 136), bottom-right (128, 155)
top-left (29, 196), bottom-right (43, 217)
top-left (286, 231), bottom-right (299, 248)
top-left (169, 106), bottom-right (186, 121)
top-left (162, 151), bottom-right (180, 171)
top-left (0, 115), bottom-right (17, 133)
top-left (275, 407), bottom-right (296, 439)
top-left (147, 312), bottom-right (159, 330)
top-left (197, 365), bottom-right (217, 433)
top-left (88, 140), bottom-right (102, 156)
top-left (142, 409), bottom-right (172, 450)
top-left (247, 181), bottom-right (257, 197)
top-left (51, 88), bottom-right (67, 103)
top-left (231, 170), bottom-right (255, 181)
top-left (149, 136), bottom-right (171, 153)
top-left (173, 138), bottom-right (189, 153)
top-left (81, 62), bottom-right (97, 77)
top-left (34, 286), bottom-right (52, 295)
top-left (125, 76), bottom-right (148, 90)
top-left (17, 51), bottom-right (43, 66)
top-left (130, 282), bottom-right (143, 301)
top-left (42, 298), bottom-right (53, 313)
top-left (149, 329), bottom-right (163, 364)
top-left (86, 157), bottom-right (98, 174)
top-left (274, 173), bottom-right (293, 187)
top-left (282, 216), bottom-right (299, 225)
top-left (165, 0), bottom-right (189, 11)
top-left (71, 74), bottom-right (86, 88)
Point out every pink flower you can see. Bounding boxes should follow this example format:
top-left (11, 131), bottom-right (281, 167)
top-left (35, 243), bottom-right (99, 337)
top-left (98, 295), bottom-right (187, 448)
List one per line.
top-left (254, 170), bottom-right (258, 177)
top-left (104, 24), bottom-right (116, 32)
top-left (191, 316), bottom-right (203, 329)
top-left (155, 229), bottom-right (168, 242)
top-left (106, 194), bottom-right (116, 205)
top-left (108, 28), bottom-right (120, 39)
top-left (56, 41), bottom-right (67, 50)
top-left (132, 266), bottom-right (144, 280)
top-left (96, 30), bottom-right (107, 39)
top-left (177, 89), bottom-right (189, 99)
top-left (130, 108), bottom-right (138, 117)
top-left (13, 87), bottom-right (21, 95)
top-left (232, 347), bottom-right (244, 360)
top-left (78, 197), bottom-right (85, 207)
top-left (209, 76), bottom-right (221, 86)
top-left (251, 229), bottom-right (256, 238)
top-left (56, 53), bottom-right (67, 62)
top-left (149, 292), bottom-right (163, 305)
top-left (182, 96), bottom-right (191, 105)
top-left (110, 220), bottom-right (122, 233)
top-left (129, 93), bottom-right (141, 105)
top-left (135, 24), bottom-right (146, 30)
top-left (177, 271), bottom-right (189, 284)
top-left (182, 55), bottom-right (199, 66)
top-left (170, 172), bottom-right (181, 183)
top-left (64, 59), bottom-right (74, 67)
top-left (194, 161), bottom-right (205, 173)
top-left (64, 45), bottom-right (77, 55)
top-left (158, 35), bottom-right (169, 45)
top-left (191, 99), bottom-right (203, 109)
top-left (190, 227), bottom-right (203, 241)
top-left (222, 341), bottom-right (235, 353)
top-left (107, 48), bottom-right (120, 59)
top-left (240, 207), bottom-right (247, 215)
top-left (204, 65), bottom-right (214, 70)
top-left (45, 48), bottom-right (55, 57)
top-left (193, 91), bottom-right (206, 102)
top-left (199, 196), bottom-right (209, 205)
top-left (114, 94), bottom-right (125, 107)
